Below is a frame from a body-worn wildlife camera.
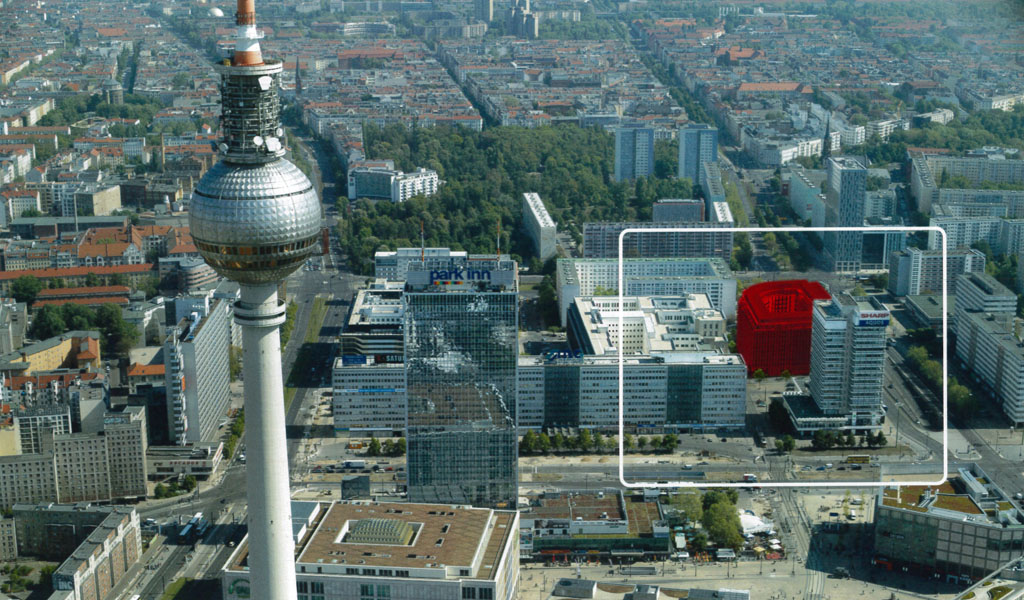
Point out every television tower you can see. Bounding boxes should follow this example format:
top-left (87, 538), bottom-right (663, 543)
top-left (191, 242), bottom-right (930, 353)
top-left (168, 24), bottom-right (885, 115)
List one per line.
top-left (189, 0), bottom-right (320, 599)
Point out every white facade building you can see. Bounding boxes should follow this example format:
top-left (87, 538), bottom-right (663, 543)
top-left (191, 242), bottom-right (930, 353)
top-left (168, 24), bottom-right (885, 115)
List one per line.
top-left (521, 192), bottom-right (557, 261)
top-left (332, 357), bottom-right (406, 432)
top-left (555, 257), bottom-right (736, 326)
top-left (374, 248), bottom-right (468, 282)
top-left (808, 293), bottom-right (889, 429)
top-left (391, 168), bottom-right (439, 203)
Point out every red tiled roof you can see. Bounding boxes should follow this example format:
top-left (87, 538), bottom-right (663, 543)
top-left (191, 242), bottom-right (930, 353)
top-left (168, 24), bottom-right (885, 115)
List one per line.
top-left (0, 264), bottom-right (153, 281)
top-left (127, 363), bottom-right (165, 377)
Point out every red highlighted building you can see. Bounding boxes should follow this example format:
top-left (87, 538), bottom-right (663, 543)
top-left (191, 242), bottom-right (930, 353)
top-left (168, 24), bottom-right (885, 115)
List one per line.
top-left (736, 280), bottom-right (831, 377)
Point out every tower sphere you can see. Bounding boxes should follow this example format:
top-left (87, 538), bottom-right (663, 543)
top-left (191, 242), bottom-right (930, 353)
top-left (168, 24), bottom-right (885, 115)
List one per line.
top-left (190, 158), bottom-right (321, 285)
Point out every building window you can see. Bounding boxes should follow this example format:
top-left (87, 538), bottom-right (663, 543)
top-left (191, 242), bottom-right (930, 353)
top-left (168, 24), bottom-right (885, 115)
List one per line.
top-left (462, 589), bottom-right (477, 599)
top-left (376, 585), bottom-right (390, 598)
top-left (311, 583), bottom-right (324, 594)
top-left (297, 582), bottom-right (309, 593)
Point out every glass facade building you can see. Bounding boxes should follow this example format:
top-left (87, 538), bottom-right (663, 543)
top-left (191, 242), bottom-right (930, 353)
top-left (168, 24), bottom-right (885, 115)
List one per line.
top-left (403, 256), bottom-right (518, 508)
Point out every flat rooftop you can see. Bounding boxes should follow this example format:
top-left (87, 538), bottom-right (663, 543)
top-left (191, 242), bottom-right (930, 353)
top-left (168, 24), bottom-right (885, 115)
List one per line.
top-left (879, 466), bottom-right (1024, 526)
top-left (531, 491), bottom-right (626, 522)
top-left (287, 502), bottom-right (515, 577)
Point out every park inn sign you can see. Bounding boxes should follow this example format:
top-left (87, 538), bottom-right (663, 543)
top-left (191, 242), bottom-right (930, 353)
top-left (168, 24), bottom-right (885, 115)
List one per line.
top-left (430, 267), bottom-right (491, 284)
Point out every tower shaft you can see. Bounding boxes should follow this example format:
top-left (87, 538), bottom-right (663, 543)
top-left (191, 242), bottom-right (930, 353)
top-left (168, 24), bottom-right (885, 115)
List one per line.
top-left (236, 283), bottom-right (296, 600)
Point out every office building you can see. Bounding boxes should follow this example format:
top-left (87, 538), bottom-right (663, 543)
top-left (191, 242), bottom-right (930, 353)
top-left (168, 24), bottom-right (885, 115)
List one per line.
top-left (887, 247), bottom-right (986, 297)
top-left (375, 248), bottom-right (467, 282)
top-left (566, 295), bottom-right (726, 356)
top-left (522, 192), bottom-right (557, 261)
top-left (404, 255), bottom-right (518, 508)
top-left (556, 257), bottom-right (736, 326)
top-left (806, 293), bottom-right (889, 429)
top-left (163, 298), bottom-right (230, 445)
top-left (221, 501), bottom-right (519, 600)
top-left (146, 443), bottom-right (223, 481)
top-left (678, 124), bottom-right (718, 184)
top-left (340, 279), bottom-right (405, 361)
top-left (736, 280), bottom-right (831, 377)
top-left (0, 330), bottom-right (101, 379)
top-left (652, 199), bottom-right (703, 222)
top-left (823, 157), bottom-right (868, 273)
top-left (954, 273), bottom-right (1024, 425)
top-left (582, 219), bottom-right (733, 261)
top-left (874, 464), bottom-right (1024, 581)
top-left (614, 125), bottom-right (654, 182)
top-left (518, 353), bottom-right (746, 431)
top-left (333, 356), bottom-right (406, 433)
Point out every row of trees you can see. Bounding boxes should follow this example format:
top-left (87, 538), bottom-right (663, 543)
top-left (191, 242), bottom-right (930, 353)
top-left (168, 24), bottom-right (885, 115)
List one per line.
top-left (224, 410), bottom-right (245, 459)
top-left (905, 345), bottom-right (977, 419)
top-left (519, 430), bottom-right (680, 455)
top-left (811, 429), bottom-right (888, 451)
top-left (366, 437), bottom-right (406, 457)
top-left (30, 303), bottom-right (139, 357)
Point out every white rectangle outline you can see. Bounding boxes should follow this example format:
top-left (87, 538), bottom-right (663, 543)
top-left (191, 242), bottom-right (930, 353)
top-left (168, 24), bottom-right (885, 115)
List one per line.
top-left (616, 225), bottom-right (949, 488)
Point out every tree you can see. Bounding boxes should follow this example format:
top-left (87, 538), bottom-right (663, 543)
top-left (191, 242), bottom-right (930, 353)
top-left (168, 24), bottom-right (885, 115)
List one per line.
top-left (592, 431), bottom-right (605, 453)
top-left (577, 429), bottom-right (593, 452)
top-left (29, 305), bottom-right (66, 339)
top-left (671, 491), bottom-right (703, 523)
top-left (780, 369), bottom-right (792, 379)
top-left (183, 475), bottom-right (197, 491)
top-left (874, 431), bottom-right (888, 448)
top-left (649, 435), bottom-right (662, 451)
top-left (110, 273), bottom-right (129, 286)
top-left (229, 346), bottom-right (243, 382)
top-left (690, 531), bottom-right (708, 551)
top-left (781, 435), bottom-right (796, 452)
top-left (537, 432), bottom-right (551, 453)
top-left (753, 369), bottom-right (766, 383)
top-left (521, 430), bottom-right (538, 454)
top-left (367, 437), bottom-right (382, 457)
top-left (702, 500), bottom-right (744, 550)
top-left (624, 433), bottom-right (636, 452)
top-left (154, 483), bottom-right (168, 499)
top-left (551, 432), bottom-right (565, 452)
top-left (812, 429), bottom-right (838, 450)
top-left (11, 275), bottom-right (42, 304)
top-left (637, 436), bottom-right (648, 451)
top-left (95, 303), bottom-right (139, 356)
top-left (843, 430), bottom-right (857, 448)
top-left (661, 433), bottom-right (678, 452)
top-left (775, 439), bottom-right (786, 454)
top-left (394, 437), bottom-right (406, 456)
top-left (85, 272), bottom-right (101, 287)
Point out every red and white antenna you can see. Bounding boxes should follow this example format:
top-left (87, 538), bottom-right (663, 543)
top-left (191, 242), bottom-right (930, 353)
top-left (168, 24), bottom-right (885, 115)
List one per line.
top-left (232, 0), bottom-right (264, 66)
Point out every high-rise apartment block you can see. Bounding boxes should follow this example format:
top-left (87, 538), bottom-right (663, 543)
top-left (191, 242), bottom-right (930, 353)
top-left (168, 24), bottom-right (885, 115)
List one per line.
top-left (887, 247), bottom-right (986, 297)
top-left (807, 293), bottom-right (889, 429)
top-left (163, 297), bottom-right (230, 445)
top-left (614, 125), bottom-right (654, 182)
top-left (954, 272), bottom-right (1024, 425)
top-left (652, 198), bottom-right (704, 222)
top-left (0, 406), bottom-right (148, 508)
top-left (823, 157), bottom-right (868, 273)
top-left (678, 124), bottom-right (718, 184)
top-left (522, 192), bottom-right (557, 261)
top-left (403, 255), bottom-right (518, 508)
top-left (582, 217), bottom-right (733, 261)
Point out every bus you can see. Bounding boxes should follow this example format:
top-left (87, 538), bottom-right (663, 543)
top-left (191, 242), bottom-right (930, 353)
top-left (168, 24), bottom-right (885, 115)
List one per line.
top-left (845, 455), bottom-right (871, 464)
